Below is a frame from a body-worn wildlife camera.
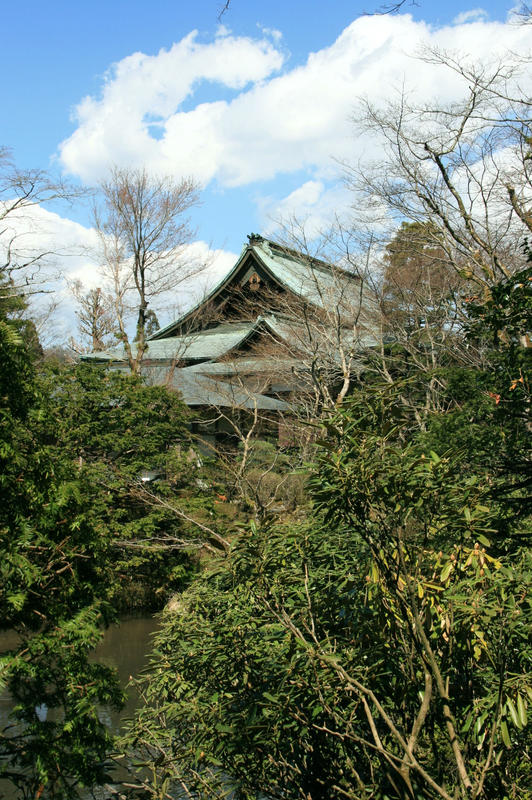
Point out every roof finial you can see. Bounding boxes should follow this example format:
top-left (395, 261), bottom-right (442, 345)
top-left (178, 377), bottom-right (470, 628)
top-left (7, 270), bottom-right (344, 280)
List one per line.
top-left (247, 232), bottom-right (264, 245)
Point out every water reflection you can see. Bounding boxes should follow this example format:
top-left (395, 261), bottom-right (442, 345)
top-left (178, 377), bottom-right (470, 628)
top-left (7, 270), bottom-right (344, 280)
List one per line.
top-left (91, 615), bottom-right (160, 731)
top-left (0, 628), bottom-right (21, 731)
top-left (0, 616), bottom-right (161, 798)
top-left (0, 616), bottom-right (159, 735)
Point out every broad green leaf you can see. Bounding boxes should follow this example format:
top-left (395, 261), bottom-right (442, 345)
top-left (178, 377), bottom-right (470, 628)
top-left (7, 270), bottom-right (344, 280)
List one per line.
top-left (440, 562), bottom-right (453, 582)
top-left (462, 712), bottom-right (474, 733)
top-left (500, 720), bottom-right (511, 748)
top-left (507, 698), bottom-right (522, 730)
top-left (517, 694), bottom-right (527, 728)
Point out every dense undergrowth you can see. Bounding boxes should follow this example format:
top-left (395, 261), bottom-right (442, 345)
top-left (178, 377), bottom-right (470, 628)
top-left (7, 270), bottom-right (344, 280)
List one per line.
top-left (1, 261), bottom-right (530, 799)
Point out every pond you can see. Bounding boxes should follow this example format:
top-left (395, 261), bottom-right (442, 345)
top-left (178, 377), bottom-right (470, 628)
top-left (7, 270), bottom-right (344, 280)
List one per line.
top-left (0, 616), bottom-right (159, 734)
top-left (0, 616), bottom-right (160, 797)
top-left (91, 615), bottom-right (161, 731)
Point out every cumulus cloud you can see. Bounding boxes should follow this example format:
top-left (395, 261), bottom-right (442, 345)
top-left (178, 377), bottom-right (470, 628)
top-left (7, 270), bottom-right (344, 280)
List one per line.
top-left (0, 201), bottom-right (99, 289)
top-left (0, 202), bottom-right (99, 343)
top-left (161, 241), bottom-right (238, 322)
top-left (59, 14), bottom-right (532, 194)
top-left (54, 13), bottom-right (532, 256)
top-left (60, 29), bottom-right (286, 183)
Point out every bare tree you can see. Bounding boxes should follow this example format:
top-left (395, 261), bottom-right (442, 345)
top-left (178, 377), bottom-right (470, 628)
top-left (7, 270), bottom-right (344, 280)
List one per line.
top-left (253, 220), bottom-right (485, 430)
top-left (347, 52), bottom-right (532, 292)
top-left (68, 280), bottom-right (116, 352)
top-left (194, 399), bottom-right (302, 523)
top-left (93, 167), bottom-right (202, 373)
top-left (218, 0), bottom-right (418, 20)
top-left (238, 226), bottom-right (379, 416)
top-left (0, 147), bottom-right (84, 305)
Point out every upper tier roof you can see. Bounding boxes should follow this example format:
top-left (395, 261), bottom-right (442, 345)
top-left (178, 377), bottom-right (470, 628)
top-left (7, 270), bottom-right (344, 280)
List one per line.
top-left (149, 234), bottom-right (362, 340)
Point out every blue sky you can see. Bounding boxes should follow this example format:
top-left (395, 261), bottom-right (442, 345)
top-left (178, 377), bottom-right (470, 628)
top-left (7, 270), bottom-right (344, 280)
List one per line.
top-left (4, 0), bottom-right (508, 170)
top-left (2, 0), bottom-right (531, 338)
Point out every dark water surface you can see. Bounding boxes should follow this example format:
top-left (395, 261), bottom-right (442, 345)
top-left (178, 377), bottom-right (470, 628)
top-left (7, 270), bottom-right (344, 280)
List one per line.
top-left (0, 616), bottom-right (160, 798)
top-left (0, 616), bottom-right (160, 733)
top-left (92, 615), bottom-right (161, 730)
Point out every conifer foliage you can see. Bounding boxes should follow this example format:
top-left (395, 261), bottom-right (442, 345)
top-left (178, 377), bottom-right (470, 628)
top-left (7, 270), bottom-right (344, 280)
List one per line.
top-left (0, 289), bottom-right (124, 798)
top-left (0, 291), bottom-right (202, 797)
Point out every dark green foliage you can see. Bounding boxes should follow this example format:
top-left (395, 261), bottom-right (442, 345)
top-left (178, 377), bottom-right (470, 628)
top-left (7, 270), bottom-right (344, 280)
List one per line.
top-left (0, 309), bottom-right (207, 795)
top-left (39, 364), bottom-right (201, 610)
top-left (0, 311), bottom-right (123, 798)
top-left (129, 407), bottom-right (530, 799)
top-left (41, 364), bottom-right (188, 477)
top-left (0, 153), bottom-right (207, 797)
top-left (422, 262), bottom-right (531, 522)
top-left (127, 521), bottom-right (370, 800)
top-left (235, 439), bottom-right (309, 517)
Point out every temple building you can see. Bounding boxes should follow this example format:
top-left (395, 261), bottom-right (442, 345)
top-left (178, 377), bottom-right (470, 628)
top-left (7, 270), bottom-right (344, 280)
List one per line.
top-left (82, 234), bottom-right (377, 422)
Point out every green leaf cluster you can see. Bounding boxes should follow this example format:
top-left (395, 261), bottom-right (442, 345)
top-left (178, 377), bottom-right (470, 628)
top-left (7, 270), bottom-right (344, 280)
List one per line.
top-left (39, 363), bottom-right (202, 611)
top-left (126, 263), bottom-right (531, 800)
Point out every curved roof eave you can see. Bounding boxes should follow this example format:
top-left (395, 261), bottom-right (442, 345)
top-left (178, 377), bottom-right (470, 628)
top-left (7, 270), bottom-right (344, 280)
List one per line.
top-left (148, 244), bottom-right (253, 340)
top-left (148, 236), bottom-right (362, 341)
top-left (81, 315), bottom-right (284, 364)
top-left (148, 240), bottom-right (318, 340)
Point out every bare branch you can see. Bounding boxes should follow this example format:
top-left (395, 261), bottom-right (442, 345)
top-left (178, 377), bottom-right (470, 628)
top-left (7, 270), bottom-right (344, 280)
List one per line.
top-left (93, 167), bottom-right (202, 373)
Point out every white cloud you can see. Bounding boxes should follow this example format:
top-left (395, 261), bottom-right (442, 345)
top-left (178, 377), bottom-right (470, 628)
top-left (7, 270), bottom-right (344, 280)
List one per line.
top-left (278, 181), bottom-right (326, 211)
top-left (161, 241), bottom-right (238, 322)
top-left (0, 201), bottom-right (237, 344)
top-left (257, 25), bottom-right (283, 43)
top-left (59, 15), bottom-right (532, 192)
top-left (453, 8), bottom-right (489, 24)
top-left (0, 202), bottom-right (100, 343)
top-left (60, 30), bottom-right (286, 183)
top-left (0, 201), bottom-right (100, 288)
top-left (260, 181), bottom-right (354, 240)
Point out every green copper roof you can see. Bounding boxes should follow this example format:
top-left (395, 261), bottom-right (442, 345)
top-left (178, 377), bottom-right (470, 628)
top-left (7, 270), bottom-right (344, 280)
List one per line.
top-left (181, 356), bottom-right (300, 376)
top-left (252, 239), bottom-right (359, 310)
top-left (141, 365), bottom-right (289, 411)
top-left (79, 234), bottom-right (377, 414)
top-left (82, 312), bottom-right (378, 368)
top-left (149, 235), bottom-right (364, 340)
top-left (81, 320), bottom-right (274, 364)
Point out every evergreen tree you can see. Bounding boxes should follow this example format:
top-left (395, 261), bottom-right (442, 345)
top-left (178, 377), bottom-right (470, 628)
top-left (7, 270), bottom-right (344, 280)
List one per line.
top-left (40, 363), bottom-right (202, 611)
top-left (0, 293), bottom-right (123, 799)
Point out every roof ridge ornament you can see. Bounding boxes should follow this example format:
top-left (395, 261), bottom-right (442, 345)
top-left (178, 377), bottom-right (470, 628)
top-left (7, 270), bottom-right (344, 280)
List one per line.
top-left (247, 232), bottom-right (264, 244)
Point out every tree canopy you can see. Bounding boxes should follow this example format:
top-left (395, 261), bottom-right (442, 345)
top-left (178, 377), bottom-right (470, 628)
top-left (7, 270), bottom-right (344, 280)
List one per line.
top-left (123, 258), bottom-right (531, 800)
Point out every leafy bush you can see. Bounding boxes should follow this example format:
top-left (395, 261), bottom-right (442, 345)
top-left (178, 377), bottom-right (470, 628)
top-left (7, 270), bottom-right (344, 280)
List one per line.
top-left (123, 266), bottom-right (531, 800)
